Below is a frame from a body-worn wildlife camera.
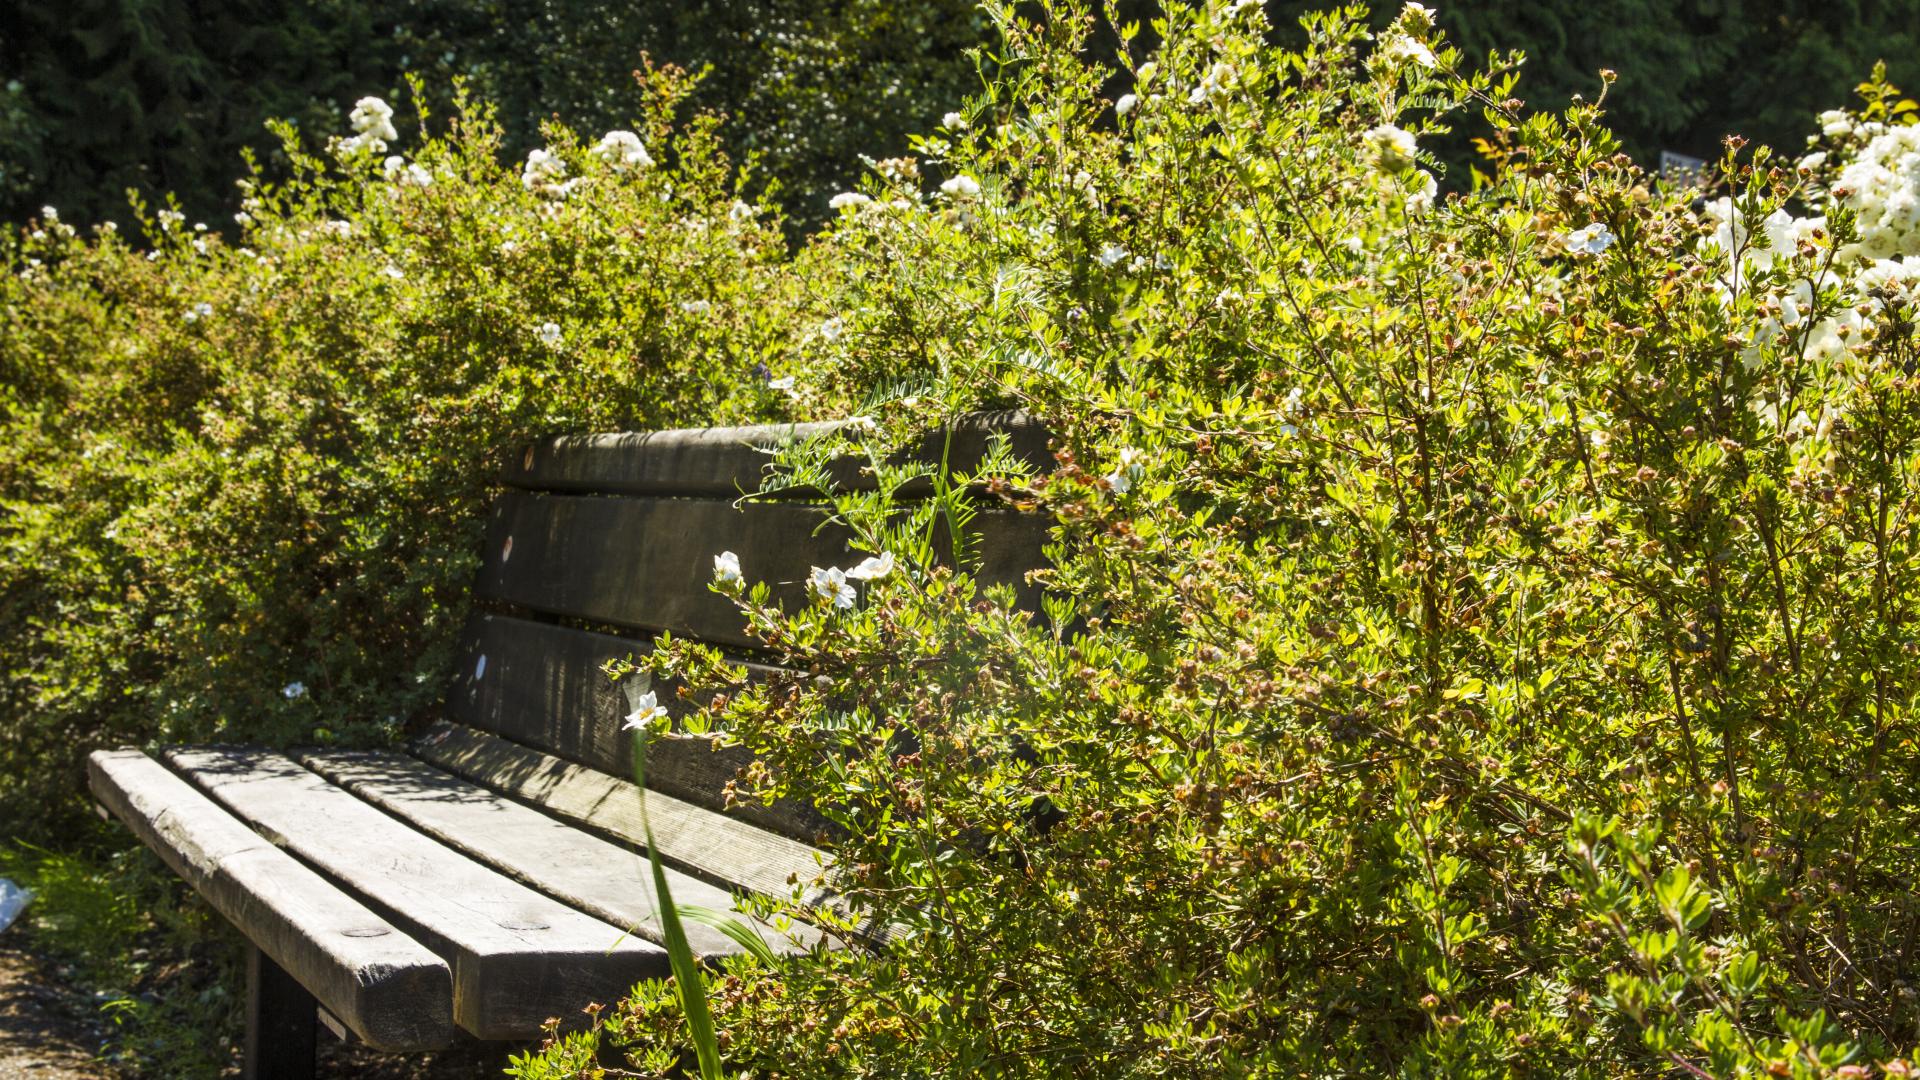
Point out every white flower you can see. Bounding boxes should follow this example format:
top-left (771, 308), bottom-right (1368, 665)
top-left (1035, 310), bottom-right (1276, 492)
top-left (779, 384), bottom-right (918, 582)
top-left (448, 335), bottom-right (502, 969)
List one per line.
top-left (767, 375), bottom-right (796, 392)
top-left (729, 200), bottom-right (755, 221)
top-left (1097, 243), bottom-right (1130, 268)
top-left (39, 205), bottom-right (57, 223)
top-left (1404, 170), bottom-right (1438, 215)
top-left (350, 96), bottom-right (398, 141)
top-left (819, 317), bottom-right (844, 341)
top-left (1819, 109), bottom-right (1854, 139)
top-left (1400, 2), bottom-right (1438, 28)
top-left (383, 264), bottom-right (405, 281)
top-left (535, 322), bottom-right (562, 348)
top-left (383, 155), bottom-right (406, 179)
top-left (1380, 32), bottom-right (1437, 69)
top-left (183, 302), bottom-right (213, 323)
top-left (809, 566), bottom-right (856, 609)
top-left (590, 130), bottom-right (654, 172)
top-left (940, 174), bottom-right (982, 200)
top-left (845, 552), bottom-right (895, 581)
top-left (499, 240), bottom-right (518, 255)
top-left (713, 551), bottom-right (743, 586)
top-left (680, 300), bottom-right (712, 314)
top-left (321, 219), bottom-right (352, 238)
top-left (522, 148), bottom-right (568, 193)
top-left (829, 191), bottom-right (872, 210)
top-left (943, 111), bottom-right (967, 130)
top-left (1798, 151), bottom-right (1828, 172)
top-left (1564, 222), bottom-right (1615, 256)
top-left (233, 211), bottom-right (253, 227)
top-left (1115, 94), bottom-right (1138, 118)
top-left (1363, 124), bottom-right (1419, 174)
top-left (622, 690), bottom-right (670, 732)
top-left (282, 682), bottom-right (307, 699)
top-left (157, 209), bottom-right (184, 231)
top-left (1105, 448), bottom-right (1141, 494)
top-left (1189, 62), bottom-right (1236, 105)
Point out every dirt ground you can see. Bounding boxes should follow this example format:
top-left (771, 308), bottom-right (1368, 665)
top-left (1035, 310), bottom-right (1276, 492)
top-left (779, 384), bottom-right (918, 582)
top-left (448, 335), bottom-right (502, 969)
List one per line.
top-left (0, 944), bottom-right (111, 1079)
top-left (0, 938), bottom-right (527, 1078)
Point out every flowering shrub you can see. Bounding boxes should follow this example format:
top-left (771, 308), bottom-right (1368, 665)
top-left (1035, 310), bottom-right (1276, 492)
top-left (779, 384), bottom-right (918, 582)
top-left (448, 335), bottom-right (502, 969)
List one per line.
top-left (508, 2), bottom-right (1920, 1077)
top-left (14, 1), bottom-right (1920, 1076)
top-left (0, 72), bottom-right (799, 836)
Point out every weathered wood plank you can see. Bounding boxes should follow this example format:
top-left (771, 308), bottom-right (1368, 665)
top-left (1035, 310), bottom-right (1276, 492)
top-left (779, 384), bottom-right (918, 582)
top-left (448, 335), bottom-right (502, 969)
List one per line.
top-left (163, 746), bottom-right (665, 1041)
top-left (504, 411), bottom-right (1050, 498)
top-left (471, 493), bottom-right (1049, 650)
top-left (444, 614), bottom-right (829, 840)
top-left (410, 723), bottom-right (833, 910)
top-left (86, 749), bottom-right (454, 1052)
top-left (295, 749), bottom-right (823, 958)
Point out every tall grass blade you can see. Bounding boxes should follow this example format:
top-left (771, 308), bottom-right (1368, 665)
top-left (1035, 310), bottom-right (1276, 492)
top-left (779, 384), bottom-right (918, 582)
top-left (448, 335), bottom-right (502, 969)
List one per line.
top-left (632, 728), bottom-right (726, 1080)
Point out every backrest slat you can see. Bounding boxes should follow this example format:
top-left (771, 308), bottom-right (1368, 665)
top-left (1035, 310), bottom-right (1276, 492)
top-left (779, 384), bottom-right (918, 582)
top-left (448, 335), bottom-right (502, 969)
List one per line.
top-left (445, 613), bottom-right (829, 841)
top-left (504, 411), bottom-right (1049, 498)
top-left (474, 492), bottom-right (1050, 649)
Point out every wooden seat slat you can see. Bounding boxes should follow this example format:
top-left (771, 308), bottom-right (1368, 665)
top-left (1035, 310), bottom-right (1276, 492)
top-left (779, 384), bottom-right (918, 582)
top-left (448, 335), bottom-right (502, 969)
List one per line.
top-left (295, 748), bottom-right (823, 958)
top-left (446, 613), bottom-right (827, 840)
top-left (87, 750), bottom-right (456, 1052)
top-left (412, 722), bottom-right (833, 910)
top-left (164, 746), bottom-right (664, 1041)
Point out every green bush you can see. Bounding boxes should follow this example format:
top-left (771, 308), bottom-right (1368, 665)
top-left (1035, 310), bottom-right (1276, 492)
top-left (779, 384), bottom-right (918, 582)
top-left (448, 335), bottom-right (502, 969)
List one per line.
top-left (14, 0), bottom-right (1920, 1075)
top-left (506, 2), bottom-right (1920, 1076)
top-left (0, 71), bottom-right (797, 838)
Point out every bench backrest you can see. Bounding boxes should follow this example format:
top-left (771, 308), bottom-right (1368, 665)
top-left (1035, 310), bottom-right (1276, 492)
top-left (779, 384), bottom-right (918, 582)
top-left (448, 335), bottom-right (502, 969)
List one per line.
top-left (438, 412), bottom-right (1050, 841)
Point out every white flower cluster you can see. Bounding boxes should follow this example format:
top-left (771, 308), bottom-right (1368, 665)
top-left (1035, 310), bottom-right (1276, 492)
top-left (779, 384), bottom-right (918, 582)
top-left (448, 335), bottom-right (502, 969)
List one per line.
top-left (1379, 33), bottom-right (1437, 70)
top-left (522, 148), bottom-right (578, 198)
top-left (383, 155), bottom-right (433, 188)
top-left (341, 96), bottom-right (397, 155)
top-left (590, 130), bottom-right (654, 172)
top-left (1834, 124), bottom-right (1920, 260)
top-left (807, 553), bottom-right (894, 610)
top-left (940, 174), bottom-right (982, 200)
top-left (1700, 198), bottom-right (1822, 288)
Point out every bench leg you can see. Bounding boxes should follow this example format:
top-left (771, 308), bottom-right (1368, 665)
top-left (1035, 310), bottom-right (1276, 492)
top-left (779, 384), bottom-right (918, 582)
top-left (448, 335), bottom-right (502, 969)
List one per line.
top-left (244, 944), bottom-right (316, 1080)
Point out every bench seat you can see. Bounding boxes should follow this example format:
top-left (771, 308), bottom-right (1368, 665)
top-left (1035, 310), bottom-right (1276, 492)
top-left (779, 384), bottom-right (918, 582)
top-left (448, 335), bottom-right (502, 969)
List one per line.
top-left (86, 750), bottom-right (456, 1052)
top-left (90, 742), bottom-right (826, 1042)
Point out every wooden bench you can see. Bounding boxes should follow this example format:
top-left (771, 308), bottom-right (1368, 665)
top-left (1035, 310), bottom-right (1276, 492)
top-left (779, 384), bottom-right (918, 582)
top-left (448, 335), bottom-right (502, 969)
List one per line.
top-left (88, 413), bottom-right (1049, 1077)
